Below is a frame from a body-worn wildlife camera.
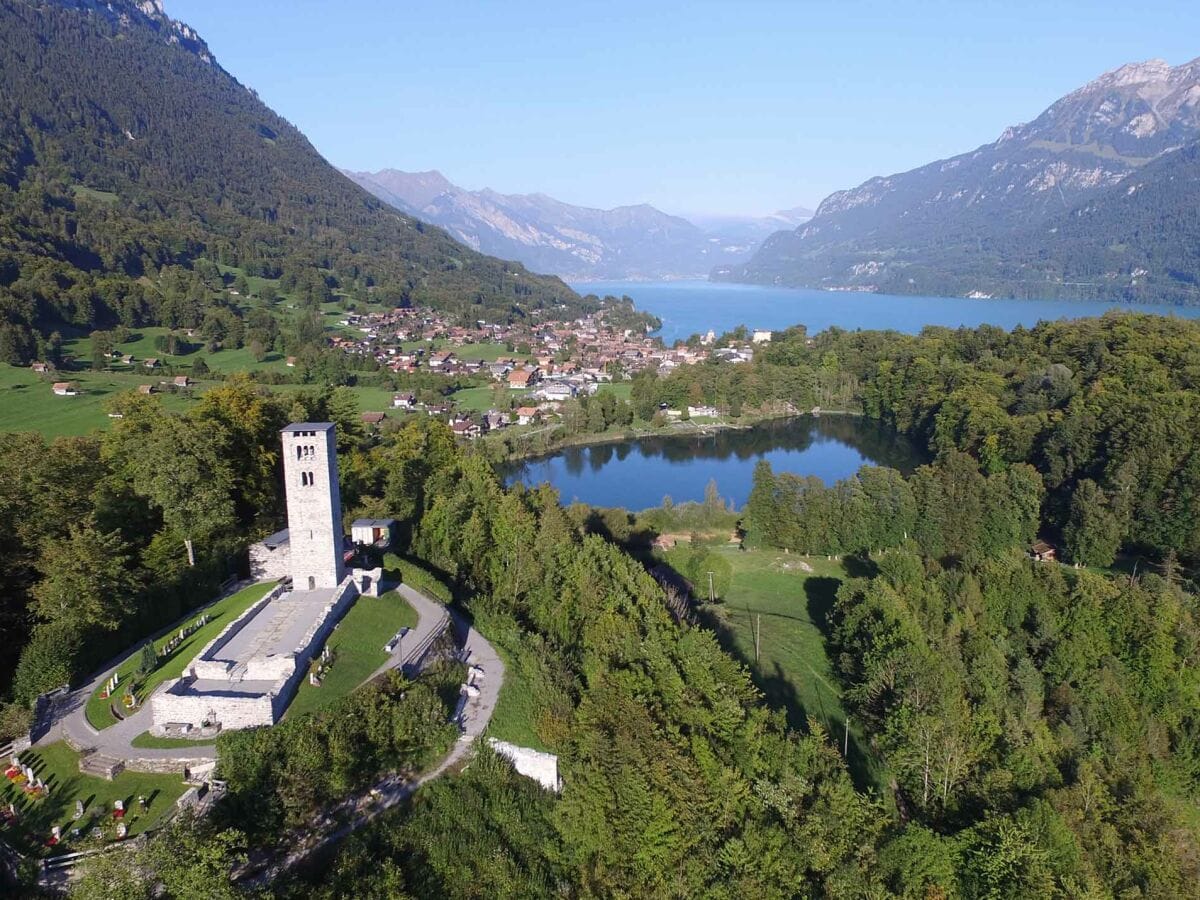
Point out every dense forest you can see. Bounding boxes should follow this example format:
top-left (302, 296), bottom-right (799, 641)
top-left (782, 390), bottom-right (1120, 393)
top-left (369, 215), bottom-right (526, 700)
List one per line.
top-left (0, 0), bottom-right (581, 364)
top-left (632, 312), bottom-right (1200, 567)
top-left (36, 382), bottom-right (1192, 898)
top-left (0, 309), bottom-right (1194, 894)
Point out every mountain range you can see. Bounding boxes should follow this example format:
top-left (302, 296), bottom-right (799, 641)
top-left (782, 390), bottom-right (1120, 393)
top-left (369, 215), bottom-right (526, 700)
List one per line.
top-left (0, 0), bottom-right (578, 362)
top-left (344, 168), bottom-right (811, 281)
top-left (720, 58), bottom-right (1200, 304)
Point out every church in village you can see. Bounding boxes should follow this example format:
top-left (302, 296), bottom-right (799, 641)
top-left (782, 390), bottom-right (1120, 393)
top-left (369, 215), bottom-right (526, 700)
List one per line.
top-left (150, 423), bottom-right (382, 735)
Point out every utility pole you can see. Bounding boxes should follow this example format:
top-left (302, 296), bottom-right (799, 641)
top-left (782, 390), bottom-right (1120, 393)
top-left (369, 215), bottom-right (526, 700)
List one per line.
top-left (754, 614), bottom-right (761, 664)
top-left (707, 571), bottom-right (715, 603)
top-left (844, 717), bottom-right (850, 756)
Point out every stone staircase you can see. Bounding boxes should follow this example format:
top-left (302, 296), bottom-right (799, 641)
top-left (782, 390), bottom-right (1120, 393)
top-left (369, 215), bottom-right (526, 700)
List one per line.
top-left (79, 752), bottom-right (125, 781)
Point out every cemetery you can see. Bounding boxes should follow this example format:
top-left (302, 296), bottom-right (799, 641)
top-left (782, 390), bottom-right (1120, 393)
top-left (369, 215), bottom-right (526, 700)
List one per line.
top-left (1, 742), bottom-right (186, 856)
top-left (0, 422), bottom-right (466, 867)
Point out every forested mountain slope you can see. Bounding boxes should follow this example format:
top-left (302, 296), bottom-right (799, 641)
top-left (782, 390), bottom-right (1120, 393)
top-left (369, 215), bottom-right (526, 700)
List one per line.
top-left (721, 58), bottom-right (1200, 303)
top-left (0, 0), bottom-right (578, 363)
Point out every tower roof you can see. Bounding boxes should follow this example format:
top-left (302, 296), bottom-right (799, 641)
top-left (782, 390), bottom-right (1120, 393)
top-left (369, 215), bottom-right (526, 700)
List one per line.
top-left (281, 422), bottom-right (335, 433)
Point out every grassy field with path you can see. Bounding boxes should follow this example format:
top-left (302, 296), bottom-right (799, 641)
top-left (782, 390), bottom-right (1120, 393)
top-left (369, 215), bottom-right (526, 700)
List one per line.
top-left (0, 364), bottom-right (200, 439)
top-left (85, 581), bottom-right (275, 730)
top-left (665, 544), bottom-right (888, 793)
top-left (2, 742), bottom-right (186, 856)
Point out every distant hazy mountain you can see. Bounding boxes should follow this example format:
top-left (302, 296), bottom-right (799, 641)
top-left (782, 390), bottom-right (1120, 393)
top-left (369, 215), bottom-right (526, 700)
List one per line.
top-left (720, 58), bottom-right (1200, 303)
top-left (344, 168), bottom-right (810, 280)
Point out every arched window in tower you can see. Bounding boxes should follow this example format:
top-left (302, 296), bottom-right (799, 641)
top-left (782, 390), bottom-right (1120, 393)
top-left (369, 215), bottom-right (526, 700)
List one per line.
top-left (296, 445), bottom-right (302, 460)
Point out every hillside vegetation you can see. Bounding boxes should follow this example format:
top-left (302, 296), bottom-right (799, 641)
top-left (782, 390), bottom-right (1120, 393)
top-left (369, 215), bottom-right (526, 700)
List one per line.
top-left (0, 0), bottom-right (579, 364)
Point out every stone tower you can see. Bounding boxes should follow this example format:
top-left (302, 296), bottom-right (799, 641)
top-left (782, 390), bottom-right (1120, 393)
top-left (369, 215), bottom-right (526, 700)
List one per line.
top-left (280, 423), bottom-right (345, 591)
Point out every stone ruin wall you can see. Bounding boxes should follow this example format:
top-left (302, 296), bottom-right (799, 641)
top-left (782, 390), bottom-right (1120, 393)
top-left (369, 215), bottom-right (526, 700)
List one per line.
top-left (188, 584), bottom-right (287, 678)
top-left (248, 540), bottom-right (290, 582)
top-left (152, 577), bottom-right (361, 733)
top-left (151, 689), bottom-right (277, 731)
top-left (487, 738), bottom-right (562, 792)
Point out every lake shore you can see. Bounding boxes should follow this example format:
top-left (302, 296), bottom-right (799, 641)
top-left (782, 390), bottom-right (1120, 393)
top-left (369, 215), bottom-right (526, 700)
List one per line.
top-left (488, 404), bottom-right (865, 465)
top-left (496, 410), bottom-right (922, 510)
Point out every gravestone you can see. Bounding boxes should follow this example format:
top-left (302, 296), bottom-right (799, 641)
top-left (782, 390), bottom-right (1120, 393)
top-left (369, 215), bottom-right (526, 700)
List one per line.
top-left (74, 799), bottom-right (84, 819)
top-left (115, 823), bottom-right (127, 839)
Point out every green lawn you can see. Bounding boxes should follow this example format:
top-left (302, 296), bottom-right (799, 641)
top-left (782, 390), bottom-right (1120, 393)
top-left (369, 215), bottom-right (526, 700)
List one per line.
top-left (85, 582), bottom-right (276, 730)
top-left (671, 545), bottom-right (888, 793)
top-left (63, 327), bottom-right (294, 377)
top-left (596, 382), bottom-right (632, 401)
top-left (486, 642), bottom-right (550, 752)
top-left (450, 384), bottom-right (524, 413)
top-left (450, 341), bottom-right (517, 363)
top-left (0, 364), bottom-right (201, 439)
top-left (1, 742), bottom-right (187, 856)
top-left (130, 732), bottom-right (214, 750)
top-left (286, 590), bottom-right (418, 719)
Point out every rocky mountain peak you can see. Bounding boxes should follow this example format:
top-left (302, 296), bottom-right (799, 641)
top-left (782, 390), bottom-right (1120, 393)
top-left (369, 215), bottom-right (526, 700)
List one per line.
top-left (49, 0), bottom-right (214, 63)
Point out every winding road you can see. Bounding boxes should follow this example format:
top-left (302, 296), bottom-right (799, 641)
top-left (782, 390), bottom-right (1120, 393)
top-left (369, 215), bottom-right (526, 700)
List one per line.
top-left (29, 580), bottom-right (505, 888)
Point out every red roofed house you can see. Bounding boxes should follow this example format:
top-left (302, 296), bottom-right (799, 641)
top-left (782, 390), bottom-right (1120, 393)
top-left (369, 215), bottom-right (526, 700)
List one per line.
top-left (507, 368), bottom-right (537, 389)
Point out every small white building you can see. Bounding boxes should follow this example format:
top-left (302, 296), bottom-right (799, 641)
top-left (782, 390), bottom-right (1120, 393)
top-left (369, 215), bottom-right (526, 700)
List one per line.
top-left (752, 330), bottom-right (773, 344)
top-left (351, 518), bottom-right (395, 549)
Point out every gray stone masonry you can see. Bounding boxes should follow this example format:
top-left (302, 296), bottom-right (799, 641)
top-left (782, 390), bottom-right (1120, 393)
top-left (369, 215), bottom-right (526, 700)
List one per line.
top-left (281, 423), bottom-right (344, 591)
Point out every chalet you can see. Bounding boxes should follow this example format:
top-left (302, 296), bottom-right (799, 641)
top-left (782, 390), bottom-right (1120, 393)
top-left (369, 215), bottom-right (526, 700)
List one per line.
top-left (515, 406), bottom-right (539, 425)
top-left (143, 358), bottom-right (160, 370)
top-left (392, 392), bottom-right (418, 409)
top-left (31, 362), bottom-right (49, 374)
top-left (450, 417), bottom-right (483, 439)
top-left (121, 355), bottom-right (135, 366)
top-left (51, 382), bottom-right (78, 396)
top-left (172, 375), bottom-right (192, 388)
top-left (688, 405), bottom-right (719, 418)
top-left (1031, 540), bottom-right (1057, 563)
top-left (137, 384), bottom-right (156, 395)
top-left (361, 411), bottom-right (387, 427)
top-left (428, 350), bottom-right (454, 370)
top-left (285, 356), bottom-right (297, 367)
top-left (484, 411), bottom-right (508, 432)
top-left (507, 368), bottom-right (535, 389)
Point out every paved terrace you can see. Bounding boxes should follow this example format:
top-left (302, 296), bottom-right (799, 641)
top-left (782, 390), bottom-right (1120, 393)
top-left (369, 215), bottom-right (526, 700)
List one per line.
top-left (206, 589), bottom-right (336, 674)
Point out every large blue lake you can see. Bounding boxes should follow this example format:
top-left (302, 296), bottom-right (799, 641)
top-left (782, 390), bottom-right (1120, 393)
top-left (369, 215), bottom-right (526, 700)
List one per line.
top-left (571, 279), bottom-right (1200, 345)
top-left (501, 415), bottom-right (927, 511)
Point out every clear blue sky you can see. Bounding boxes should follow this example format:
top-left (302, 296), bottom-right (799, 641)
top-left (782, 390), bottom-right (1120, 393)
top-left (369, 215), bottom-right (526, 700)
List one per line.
top-left (169, 0), bottom-right (1198, 217)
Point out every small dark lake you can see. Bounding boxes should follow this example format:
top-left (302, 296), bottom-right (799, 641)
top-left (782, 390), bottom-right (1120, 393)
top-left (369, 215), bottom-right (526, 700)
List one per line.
top-left (500, 415), bottom-right (927, 510)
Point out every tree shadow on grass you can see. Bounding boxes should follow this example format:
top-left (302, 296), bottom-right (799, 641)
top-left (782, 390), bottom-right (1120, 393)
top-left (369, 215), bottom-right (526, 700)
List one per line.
top-left (803, 577), bottom-right (842, 639)
top-left (698, 608), bottom-right (809, 731)
top-left (803, 575), bottom-right (885, 794)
